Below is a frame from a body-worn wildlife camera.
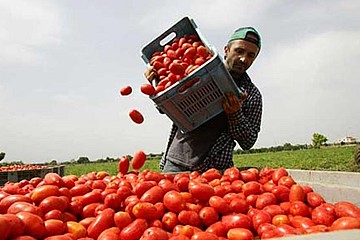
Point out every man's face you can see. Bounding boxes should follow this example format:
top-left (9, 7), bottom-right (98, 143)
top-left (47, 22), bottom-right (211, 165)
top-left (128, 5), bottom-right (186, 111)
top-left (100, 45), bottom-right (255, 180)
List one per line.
top-left (224, 39), bottom-right (259, 79)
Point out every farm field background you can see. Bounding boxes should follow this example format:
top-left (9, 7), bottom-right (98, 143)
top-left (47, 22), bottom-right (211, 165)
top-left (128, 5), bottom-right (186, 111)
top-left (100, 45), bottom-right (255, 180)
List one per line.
top-left (65, 145), bottom-right (360, 177)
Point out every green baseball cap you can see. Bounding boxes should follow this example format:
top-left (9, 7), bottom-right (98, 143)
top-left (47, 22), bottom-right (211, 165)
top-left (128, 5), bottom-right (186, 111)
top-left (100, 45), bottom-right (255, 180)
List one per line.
top-left (228, 27), bottom-right (261, 49)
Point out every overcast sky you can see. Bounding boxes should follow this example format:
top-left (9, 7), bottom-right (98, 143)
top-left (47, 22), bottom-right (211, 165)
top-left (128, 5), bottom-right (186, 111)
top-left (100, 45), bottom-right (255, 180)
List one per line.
top-left (1, 0), bottom-right (359, 164)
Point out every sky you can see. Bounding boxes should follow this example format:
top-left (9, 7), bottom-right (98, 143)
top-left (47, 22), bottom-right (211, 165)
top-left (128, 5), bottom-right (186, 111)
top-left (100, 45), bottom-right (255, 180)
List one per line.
top-left (1, 0), bottom-right (359, 164)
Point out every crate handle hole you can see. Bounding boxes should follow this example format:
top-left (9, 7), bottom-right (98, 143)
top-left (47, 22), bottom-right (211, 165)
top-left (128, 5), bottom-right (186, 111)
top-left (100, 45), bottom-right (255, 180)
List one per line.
top-left (160, 32), bottom-right (176, 46)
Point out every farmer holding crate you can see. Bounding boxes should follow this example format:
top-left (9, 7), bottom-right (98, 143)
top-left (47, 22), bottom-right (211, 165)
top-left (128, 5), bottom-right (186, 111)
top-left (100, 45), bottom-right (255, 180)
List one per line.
top-left (145, 27), bottom-right (262, 173)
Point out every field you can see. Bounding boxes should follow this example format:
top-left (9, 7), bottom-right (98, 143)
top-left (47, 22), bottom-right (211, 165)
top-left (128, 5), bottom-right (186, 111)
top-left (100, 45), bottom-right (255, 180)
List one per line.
top-left (64, 145), bottom-right (360, 176)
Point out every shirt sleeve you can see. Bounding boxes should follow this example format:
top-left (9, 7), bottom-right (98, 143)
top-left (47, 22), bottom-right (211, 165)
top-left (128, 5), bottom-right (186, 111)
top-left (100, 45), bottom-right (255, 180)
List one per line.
top-left (227, 90), bottom-right (262, 150)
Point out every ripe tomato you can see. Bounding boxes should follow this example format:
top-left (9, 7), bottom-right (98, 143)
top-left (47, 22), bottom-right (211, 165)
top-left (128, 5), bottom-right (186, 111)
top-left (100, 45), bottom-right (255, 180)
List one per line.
top-left (272, 214), bottom-right (290, 226)
top-left (242, 181), bottom-right (262, 196)
top-left (289, 184), bottom-right (305, 202)
top-left (199, 206), bottom-right (219, 226)
top-left (272, 167), bottom-right (288, 184)
top-left (87, 208), bottom-right (115, 239)
top-left (196, 45), bottom-right (209, 58)
top-left (330, 216), bottom-right (360, 231)
top-left (7, 201), bottom-right (42, 215)
top-left (205, 221), bottom-right (227, 237)
top-left (118, 155), bottom-right (130, 175)
top-left (39, 196), bottom-right (69, 214)
top-left (120, 85), bottom-right (132, 96)
top-left (141, 227), bottom-right (169, 240)
top-left (255, 192), bottom-right (277, 210)
top-left (227, 228), bottom-right (254, 240)
top-left (30, 185), bottom-right (60, 204)
top-left (208, 196), bottom-right (230, 215)
top-left (129, 109), bottom-right (144, 124)
top-left (44, 219), bottom-right (66, 236)
top-left (271, 185), bottom-right (290, 202)
top-left (1, 213), bottom-right (25, 238)
top-left (0, 215), bottom-right (11, 239)
top-left (162, 211), bottom-right (178, 231)
top-left (140, 83), bottom-right (156, 96)
top-left (229, 197), bottom-right (249, 214)
top-left (221, 213), bottom-right (251, 231)
top-left (131, 150), bottom-right (147, 170)
top-left (16, 211), bottom-right (46, 239)
top-left (140, 185), bottom-right (164, 204)
top-left (169, 62), bottom-right (185, 75)
top-left (178, 210), bottom-right (201, 227)
top-left (114, 211), bottom-right (132, 230)
top-left (191, 231), bottom-right (219, 240)
top-left (289, 201), bottom-right (310, 217)
top-left (132, 202), bottom-right (157, 219)
top-left (66, 221), bottom-right (87, 239)
top-left (163, 190), bottom-right (186, 213)
top-left (306, 192), bottom-right (325, 208)
top-left (44, 173), bottom-right (65, 187)
top-left (290, 215), bottom-right (315, 230)
top-left (335, 201), bottom-right (360, 219)
top-left (0, 194), bottom-right (33, 214)
top-left (188, 181), bottom-right (214, 203)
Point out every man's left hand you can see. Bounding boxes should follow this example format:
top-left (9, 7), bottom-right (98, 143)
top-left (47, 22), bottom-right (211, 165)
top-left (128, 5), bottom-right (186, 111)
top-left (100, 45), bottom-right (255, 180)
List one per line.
top-left (223, 92), bottom-right (248, 114)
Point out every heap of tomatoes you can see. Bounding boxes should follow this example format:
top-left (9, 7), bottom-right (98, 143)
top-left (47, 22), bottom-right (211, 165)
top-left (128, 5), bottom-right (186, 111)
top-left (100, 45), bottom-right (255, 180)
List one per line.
top-left (0, 164), bottom-right (50, 172)
top-left (1, 166), bottom-right (360, 240)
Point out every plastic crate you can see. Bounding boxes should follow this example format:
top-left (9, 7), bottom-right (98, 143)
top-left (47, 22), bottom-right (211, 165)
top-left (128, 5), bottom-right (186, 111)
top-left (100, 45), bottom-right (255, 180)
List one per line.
top-left (141, 16), bottom-right (242, 133)
top-left (0, 168), bottom-right (53, 186)
top-left (51, 165), bottom-right (65, 176)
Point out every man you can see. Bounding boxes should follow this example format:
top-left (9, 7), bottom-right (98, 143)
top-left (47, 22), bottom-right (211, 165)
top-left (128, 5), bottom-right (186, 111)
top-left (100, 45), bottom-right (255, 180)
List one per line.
top-left (146, 27), bottom-right (263, 173)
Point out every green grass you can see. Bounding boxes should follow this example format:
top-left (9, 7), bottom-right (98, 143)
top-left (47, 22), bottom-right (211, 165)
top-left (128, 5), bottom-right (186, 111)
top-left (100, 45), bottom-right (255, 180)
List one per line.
top-left (64, 145), bottom-right (360, 177)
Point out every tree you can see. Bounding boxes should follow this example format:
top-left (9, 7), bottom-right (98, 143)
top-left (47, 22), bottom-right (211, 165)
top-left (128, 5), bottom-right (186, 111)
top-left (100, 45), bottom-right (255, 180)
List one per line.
top-left (312, 133), bottom-right (328, 148)
top-left (0, 152), bottom-right (5, 161)
top-left (77, 157), bottom-right (90, 164)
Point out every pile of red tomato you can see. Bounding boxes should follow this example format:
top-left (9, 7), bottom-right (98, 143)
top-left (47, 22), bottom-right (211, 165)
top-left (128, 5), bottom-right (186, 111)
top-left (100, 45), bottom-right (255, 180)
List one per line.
top-left (1, 166), bottom-right (359, 240)
top-left (0, 164), bottom-right (50, 172)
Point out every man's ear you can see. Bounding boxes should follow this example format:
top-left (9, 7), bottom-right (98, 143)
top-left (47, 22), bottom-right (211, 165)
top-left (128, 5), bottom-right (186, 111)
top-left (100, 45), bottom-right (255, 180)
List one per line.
top-left (224, 45), bottom-right (229, 60)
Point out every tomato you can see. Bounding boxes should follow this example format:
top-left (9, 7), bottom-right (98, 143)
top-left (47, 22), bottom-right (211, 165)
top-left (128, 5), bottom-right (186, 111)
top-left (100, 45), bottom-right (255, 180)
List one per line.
top-left (97, 227), bottom-right (121, 240)
top-left (134, 181), bottom-right (157, 198)
top-left (140, 185), bottom-right (164, 204)
top-left (188, 181), bottom-right (215, 203)
top-left (82, 202), bottom-right (102, 218)
top-left (277, 176), bottom-right (296, 188)
top-left (256, 192), bottom-right (277, 209)
top-left (310, 204), bottom-right (334, 226)
top-left (0, 194), bottom-right (33, 213)
top-left (229, 197), bottom-right (249, 214)
top-left (80, 190), bottom-right (102, 206)
top-left (252, 210), bottom-right (272, 231)
top-left (39, 196), bottom-right (69, 214)
top-left (43, 235), bottom-right (74, 240)
top-left (262, 204), bottom-right (285, 217)
top-left (70, 184), bottom-right (91, 197)
top-left (208, 196), bottom-right (230, 215)
top-left (183, 47), bottom-right (196, 60)
top-left (272, 167), bottom-right (288, 184)
top-left (242, 181), bottom-right (262, 196)
top-left (44, 219), bottom-right (66, 236)
top-left (120, 218), bottom-right (148, 240)
top-left (0, 215), bottom-right (11, 239)
top-left (191, 231), bottom-right (219, 240)
top-left (178, 210), bottom-right (201, 227)
top-left (196, 46), bottom-right (209, 58)
top-left (163, 190), bottom-right (186, 213)
top-left (199, 206), bottom-right (218, 226)
top-left (87, 208), bottom-right (115, 238)
top-left (16, 211), bottom-right (46, 239)
top-left (306, 192), bottom-right (325, 207)
top-left (131, 150), bottom-right (147, 170)
top-left (129, 109), bottom-right (144, 124)
top-left (162, 211), bottom-right (179, 231)
top-left (330, 216), bottom-right (360, 231)
top-left (257, 222), bottom-right (276, 238)
top-left (335, 201), bottom-right (360, 219)
top-left (141, 227), bottom-right (169, 240)
top-left (227, 228), bottom-right (254, 240)
top-left (11, 236), bottom-right (37, 240)
top-left (1, 213), bottom-right (25, 238)
top-left (289, 184), bottom-right (305, 203)
top-left (114, 211), bottom-right (132, 230)
top-left (272, 214), bottom-right (290, 226)
top-left (201, 168), bottom-right (222, 182)
top-left (240, 170), bottom-right (257, 182)
top-left (273, 223), bottom-right (302, 237)
top-left (66, 221), bottom-right (87, 239)
top-left (289, 200), bottom-right (310, 217)
top-left (158, 178), bottom-right (179, 192)
top-left (169, 62), bottom-right (185, 75)
top-left (140, 83), bottom-right (156, 96)
top-left (271, 185), bottom-right (290, 202)
top-left (120, 85), bottom-right (132, 96)
top-left (7, 201), bottom-right (41, 215)
top-left (290, 216), bottom-right (315, 230)
top-left (132, 202), bottom-right (157, 219)
top-left (280, 202), bottom-right (291, 215)
top-left (221, 213), bottom-right (251, 231)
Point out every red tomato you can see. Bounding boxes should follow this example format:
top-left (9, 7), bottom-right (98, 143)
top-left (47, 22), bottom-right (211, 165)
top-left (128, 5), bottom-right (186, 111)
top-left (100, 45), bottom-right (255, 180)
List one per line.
top-left (289, 184), bottom-right (305, 202)
top-left (140, 83), bottom-right (156, 96)
top-left (277, 176), bottom-right (296, 188)
top-left (208, 196), bottom-right (230, 215)
top-left (272, 214), bottom-right (290, 226)
top-left (134, 181), bottom-right (157, 198)
top-left (44, 219), bottom-right (66, 236)
top-left (44, 173), bottom-right (65, 187)
top-left (16, 211), bottom-right (46, 239)
top-left (191, 231), bottom-right (219, 240)
top-left (104, 193), bottom-right (121, 210)
top-left (31, 185), bottom-right (60, 204)
top-left (87, 208), bottom-right (115, 239)
top-left (242, 181), bottom-right (262, 196)
top-left (272, 167), bottom-right (288, 184)
top-left (66, 221), bottom-right (87, 239)
top-left (0, 215), bottom-right (11, 239)
top-left (120, 85), bottom-right (132, 96)
top-left (129, 109), bottom-right (144, 124)
top-left (132, 202), bottom-right (157, 219)
top-left (229, 198), bottom-right (249, 214)
top-left (256, 192), bottom-right (277, 210)
top-left (188, 181), bottom-right (215, 203)
top-left (178, 210), bottom-right (201, 227)
top-left (271, 185), bottom-right (290, 202)
top-left (330, 216), bottom-right (360, 231)
top-left (162, 211), bottom-right (178, 231)
top-left (39, 196), bottom-right (69, 214)
top-left (163, 190), bottom-right (186, 213)
top-left (240, 170), bottom-right (257, 182)
top-left (140, 185), bottom-right (164, 204)
top-left (97, 227), bottom-right (121, 240)
top-left (169, 62), bottom-right (185, 75)
top-left (290, 215), bottom-right (315, 230)
top-left (69, 184), bottom-right (91, 197)
top-left (1, 213), bottom-right (25, 238)
top-left (205, 221), bottom-right (227, 237)
top-left (114, 211), bottom-right (132, 230)
top-left (7, 201), bottom-right (41, 215)
top-left (289, 201), bottom-right (310, 217)
top-left (335, 201), bottom-right (360, 219)
top-left (199, 206), bottom-right (219, 227)
top-left (252, 210), bottom-right (272, 231)
top-left (262, 204), bottom-right (285, 217)
top-left (120, 218), bottom-right (148, 240)
top-left (118, 155), bottom-right (130, 175)
top-left (306, 192), bottom-right (325, 208)
top-left (221, 213), bottom-right (251, 231)
top-left (196, 46), bottom-right (209, 58)
top-left (141, 227), bottom-right (169, 240)
top-left (227, 228), bottom-right (254, 240)
top-left (132, 151), bottom-right (147, 171)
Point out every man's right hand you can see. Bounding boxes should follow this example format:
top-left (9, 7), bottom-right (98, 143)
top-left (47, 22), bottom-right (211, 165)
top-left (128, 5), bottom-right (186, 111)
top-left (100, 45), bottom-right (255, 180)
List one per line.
top-left (144, 66), bottom-right (158, 83)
